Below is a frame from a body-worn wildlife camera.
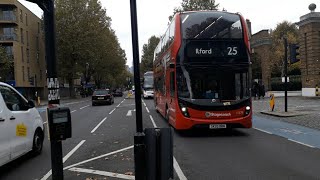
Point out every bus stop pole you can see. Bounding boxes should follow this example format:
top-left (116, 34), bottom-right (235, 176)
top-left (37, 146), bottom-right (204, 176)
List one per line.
top-left (129, 0), bottom-right (146, 179)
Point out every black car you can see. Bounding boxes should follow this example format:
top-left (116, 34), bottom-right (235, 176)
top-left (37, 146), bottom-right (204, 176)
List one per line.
top-left (113, 89), bottom-right (123, 97)
top-left (92, 89), bottom-right (114, 106)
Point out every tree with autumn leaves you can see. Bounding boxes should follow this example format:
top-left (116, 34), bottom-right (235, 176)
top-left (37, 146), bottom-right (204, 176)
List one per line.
top-left (55, 0), bottom-right (127, 96)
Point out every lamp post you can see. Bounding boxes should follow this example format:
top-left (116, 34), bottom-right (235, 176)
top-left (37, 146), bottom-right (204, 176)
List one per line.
top-left (25, 1), bottom-right (62, 179)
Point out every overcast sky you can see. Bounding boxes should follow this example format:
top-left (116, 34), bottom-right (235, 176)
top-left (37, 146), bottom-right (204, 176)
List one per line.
top-left (19, 0), bottom-right (316, 67)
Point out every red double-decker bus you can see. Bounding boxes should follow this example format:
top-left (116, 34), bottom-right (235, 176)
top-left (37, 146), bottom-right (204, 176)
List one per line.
top-left (153, 11), bottom-right (252, 130)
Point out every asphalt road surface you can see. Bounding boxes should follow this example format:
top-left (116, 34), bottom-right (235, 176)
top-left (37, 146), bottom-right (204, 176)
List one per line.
top-left (1, 96), bottom-right (320, 180)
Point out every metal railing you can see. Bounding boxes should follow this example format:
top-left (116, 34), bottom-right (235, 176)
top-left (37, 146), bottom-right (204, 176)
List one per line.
top-left (0, 15), bottom-right (17, 22)
top-left (0, 34), bottom-right (17, 41)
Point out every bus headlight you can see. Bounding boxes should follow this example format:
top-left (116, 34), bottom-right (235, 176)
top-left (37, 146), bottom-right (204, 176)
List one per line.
top-left (245, 106), bottom-right (251, 115)
top-left (179, 103), bottom-right (190, 117)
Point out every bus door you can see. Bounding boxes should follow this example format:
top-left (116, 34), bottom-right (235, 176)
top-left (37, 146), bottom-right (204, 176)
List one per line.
top-left (168, 65), bottom-right (176, 123)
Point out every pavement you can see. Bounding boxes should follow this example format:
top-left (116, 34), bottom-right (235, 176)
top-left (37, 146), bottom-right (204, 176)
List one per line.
top-left (0, 94), bottom-right (320, 179)
top-left (253, 96), bottom-right (320, 130)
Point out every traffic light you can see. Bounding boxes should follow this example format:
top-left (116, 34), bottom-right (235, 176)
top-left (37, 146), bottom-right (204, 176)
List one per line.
top-left (289, 44), bottom-right (300, 64)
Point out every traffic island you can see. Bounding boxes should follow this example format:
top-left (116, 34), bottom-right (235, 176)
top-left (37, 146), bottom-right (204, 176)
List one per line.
top-left (260, 111), bottom-right (307, 117)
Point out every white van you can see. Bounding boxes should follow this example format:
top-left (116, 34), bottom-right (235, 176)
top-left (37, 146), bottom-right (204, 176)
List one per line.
top-left (0, 82), bottom-right (44, 167)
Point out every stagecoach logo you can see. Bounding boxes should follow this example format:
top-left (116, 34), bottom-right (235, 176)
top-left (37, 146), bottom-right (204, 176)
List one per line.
top-left (196, 48), bottom-right (212, 55)
top-left (205, 112), bottom-right (231, 118)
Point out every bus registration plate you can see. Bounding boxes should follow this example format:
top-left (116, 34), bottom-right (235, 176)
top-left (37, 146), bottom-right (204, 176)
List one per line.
top-left (209, 124), bottom-right (226, 129)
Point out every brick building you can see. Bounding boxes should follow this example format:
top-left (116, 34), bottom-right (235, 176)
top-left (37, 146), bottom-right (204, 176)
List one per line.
top-left (296, 5), bottom-right (320, 96)
top-left (0, 0), bottom-right (46, 99)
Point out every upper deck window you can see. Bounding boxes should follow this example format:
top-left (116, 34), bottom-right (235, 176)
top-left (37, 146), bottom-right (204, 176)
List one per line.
top-left (181, 11), bottom-right (243, 39)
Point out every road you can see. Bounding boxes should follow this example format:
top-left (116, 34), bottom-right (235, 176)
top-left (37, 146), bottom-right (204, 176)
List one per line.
top-left (1, 96), bottom-right (320, 180)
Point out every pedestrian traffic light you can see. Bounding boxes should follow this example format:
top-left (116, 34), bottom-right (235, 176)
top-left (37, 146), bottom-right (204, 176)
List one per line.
top-left (289, 44), bottom-right (300, 64)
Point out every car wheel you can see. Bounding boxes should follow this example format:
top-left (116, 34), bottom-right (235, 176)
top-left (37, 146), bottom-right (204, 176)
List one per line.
top-left (32, 129), bottom-right (43, 155)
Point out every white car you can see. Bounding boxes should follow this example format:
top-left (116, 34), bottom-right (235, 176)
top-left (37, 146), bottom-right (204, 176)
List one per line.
top-left (143, 88), bottom-right (154, 99)
top-left (0, 82), bottom-right (44, 167)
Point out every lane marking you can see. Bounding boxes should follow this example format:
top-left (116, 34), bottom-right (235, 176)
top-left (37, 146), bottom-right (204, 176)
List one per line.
top-left (109, 108), bottom-right (116, 114)
top-left (68, 167), bottom-right (134, 180)
top-left (126, 110), bottom-right (132, 116)
top-left (64, 100), bottom-right (90, 105)
top-left (174, 157), bottom-right (188, 180)
top-left (80, 105), bottom-right (90, 109)
top-left (148, 114), bottom-right (187, 180)
top-left (146, 107), bottom-right (150, 113)
top-left (91, 117), bottom-right (107, 133)
top-left (117, 104), bottom-right (121, 107)
top-left (149, 115), bottom-right (157, 128)
top-left (63, 140), bottom-right (86, 162)
top-left (64, 146), bottom-right (134, 170)
top-left (41, 140), bottom-right (86, 180)
top-left (288, 139), bottom-right (315, 148)
top-left (71, 110), bottom-right (77, 113)
top-left (143, 102), bottom-right (146, 107)
top-left (253, 127), bottom-right (272, 135)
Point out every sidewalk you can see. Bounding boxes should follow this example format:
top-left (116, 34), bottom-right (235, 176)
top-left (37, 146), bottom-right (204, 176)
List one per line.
top-left (253, 96), bottom-right (320, 130)
top-left (36, 96), bottom-right (90, 107)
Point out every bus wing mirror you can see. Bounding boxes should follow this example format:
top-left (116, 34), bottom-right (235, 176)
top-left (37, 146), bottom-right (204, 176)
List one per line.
top-left (169, 63), bottom-right (175, 69)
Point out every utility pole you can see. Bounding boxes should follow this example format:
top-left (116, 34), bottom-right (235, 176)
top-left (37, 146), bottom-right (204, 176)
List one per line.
top-left (283, 36), bottom-right (288, 112)
top-left (26, 0), bottom-right (62, 179)
top-left (129, 0), bottom-right (146, 179)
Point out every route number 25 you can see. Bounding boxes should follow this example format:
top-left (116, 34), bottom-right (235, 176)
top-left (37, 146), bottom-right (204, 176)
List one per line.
top-left (227, 47), bottom-right (238, 55)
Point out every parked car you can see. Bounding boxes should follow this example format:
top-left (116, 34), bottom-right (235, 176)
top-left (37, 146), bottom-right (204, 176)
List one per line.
top-left (113, 89), bottom-right (123, 97)
top-left (92, 89), bottom-right (114, 106)
top-left (0, 82), bottom-right (44, 167)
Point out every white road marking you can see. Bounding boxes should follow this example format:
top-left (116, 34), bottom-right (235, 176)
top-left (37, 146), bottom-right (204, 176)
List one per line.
top-left (91, 117), bottom-right (107, 133)
top-left (64, 146), bottom-right (134, 170)
top-left (109, 108), bottom-right (116, 114)
top-left (288, 139), bottom-right (315, 148)
top-left (40, 140), bottom-right (86, 180)
top-left (143, 102), bottom-right (146, 107)
top-left (63, 140), bottom-right (86, 162)
top-left (80, 105), bottom-right (90, 109)
top-left (149, 115), bottom-right (157, 128)
top-left (174, 157), bottom-right (188, 180)
top-left (126, 110), bottom-right (132, 116)
top-left (146, 107), bottom-right (150, 113)
top-left (253, 127), bottom-right (272, 134)
top-left (63, 100), bottom-right (90, 105)
top-left (68, 167), bottom-right (134, 180)
top-left (116, 104), bottom-right (121, 107)
top-left (148, 114), bottom-right (187, 179)
top-left (71, 110), bottom-right (77, 113)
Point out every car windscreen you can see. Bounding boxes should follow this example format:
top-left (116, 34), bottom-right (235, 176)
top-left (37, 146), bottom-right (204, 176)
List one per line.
top-left (93, 90), bottom-right (109, 95)
top-left (181, 11), bottom-right (242, 39)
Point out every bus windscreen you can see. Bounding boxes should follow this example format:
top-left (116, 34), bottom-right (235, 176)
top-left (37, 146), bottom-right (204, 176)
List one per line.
top-left (181, 11), bottom-right (242, 39)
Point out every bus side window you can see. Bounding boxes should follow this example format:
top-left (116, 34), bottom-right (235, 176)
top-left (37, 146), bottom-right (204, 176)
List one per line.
top-left (170, 72), bottom-right (175, 97)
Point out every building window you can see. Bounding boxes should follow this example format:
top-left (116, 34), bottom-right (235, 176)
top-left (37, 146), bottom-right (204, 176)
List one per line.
top-left (38, 22), bottom-right (40, 34)
top-left (21, 46), bottom-right (24, 62)
top-left (26, 48), bottom-right (30, 63)
top-left (22, 66), bottom-right (25, 81)
top-left (25, 13), bottom-right (28, 26)
top-left (26, 31), bottom-right (29, 46)
top-left (27, 67), bottom-right (30, 80)
top-left (37, 52), bottom-right (39, 63)
top-left (20, 9), bottom-right (23, 23)
top-left (20, 28), bottom-right (24, 44)
top-left (36, 36), bottom-right (39, 50)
